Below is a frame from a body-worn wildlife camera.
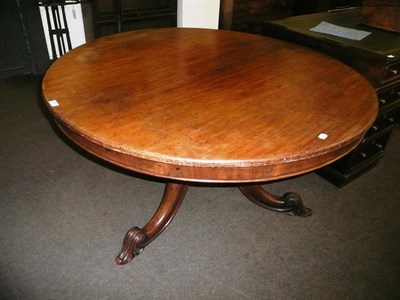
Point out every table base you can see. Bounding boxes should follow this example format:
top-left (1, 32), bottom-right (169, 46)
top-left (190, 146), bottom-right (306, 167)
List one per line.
top-left (115, 183), bottom-right (311, 265)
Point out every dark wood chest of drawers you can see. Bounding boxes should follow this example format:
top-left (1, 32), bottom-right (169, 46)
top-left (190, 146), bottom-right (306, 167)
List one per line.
top-left (261, 8), bottom-right (400, 186)
top-left (219, 0), bottom-right (296, 33)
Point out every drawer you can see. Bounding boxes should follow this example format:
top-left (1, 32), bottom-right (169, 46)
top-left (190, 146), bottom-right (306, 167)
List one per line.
top-left (382, 61), bottom-right (400, 84)
top-left (364, 112), bottom-right (397, 138)
top-left (351, 133), bottom-right (391, 167)
top-left (329, 131), bottom-right (392, 173)
top-left (377, 85), bottom-right (400, 112)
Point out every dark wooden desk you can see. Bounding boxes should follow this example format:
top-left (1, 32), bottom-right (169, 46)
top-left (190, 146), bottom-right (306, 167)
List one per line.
top-left (42, 28), bottom-right (377, 265)
top-left (261, 8), bottom-right (400, 186)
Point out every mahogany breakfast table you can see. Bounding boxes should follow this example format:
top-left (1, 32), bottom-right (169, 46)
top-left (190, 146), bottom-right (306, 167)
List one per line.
top-left (42, 28), bottom-right (378, 265)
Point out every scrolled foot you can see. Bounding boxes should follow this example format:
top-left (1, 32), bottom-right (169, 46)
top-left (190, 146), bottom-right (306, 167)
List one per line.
top-left (115, 183), bottom-right (188, 265)
top-left (282, 192), bottom-right (312, 217)
top-left (115, 227), bottom-right (147, 265)
top-left (239, 185), bottom-right (312, 218)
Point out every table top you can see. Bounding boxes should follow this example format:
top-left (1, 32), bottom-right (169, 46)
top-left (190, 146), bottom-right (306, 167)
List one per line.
top-left (42, 28), bottom-right (378, 183)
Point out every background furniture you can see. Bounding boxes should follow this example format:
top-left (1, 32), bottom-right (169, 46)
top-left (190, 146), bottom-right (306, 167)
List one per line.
top-left (219, 0), bottom-right (363, 33)
top-left (261, 8), bottom-right (400, 186)
top-left (38, 0), bottom-right (77, 60)
top-left (91, 0), bottom-right (177, 38)
top-left (219, 0), bottom-right (296, 33)
top-left (0, 0), bottom-right (50, 78)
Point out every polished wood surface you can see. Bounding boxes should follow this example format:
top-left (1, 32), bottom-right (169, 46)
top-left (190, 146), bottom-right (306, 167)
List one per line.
top-left (42, 28), bottom-right (378, 183)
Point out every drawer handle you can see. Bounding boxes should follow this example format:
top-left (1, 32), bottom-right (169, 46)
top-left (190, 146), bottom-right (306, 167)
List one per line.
top-left (389, 68), bottom-right (398, 75)
top-left (380, 99), bottom-right (386, 104)
top-left (376, 143), bottom-right (383, 149)
top-left (372, 125), bottom-right (378, 131)
top-left (360, 152), bottom-right (367, 158)
top-left (388, 117), bottom-right (395, 123)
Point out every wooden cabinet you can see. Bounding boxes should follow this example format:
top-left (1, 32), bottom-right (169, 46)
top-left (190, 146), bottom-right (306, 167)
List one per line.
top-left (92, 0), bottom-right (176, 38)
top-left (0, 0), bottom-right (49, 77)
top-left (219, 0), bottom-right (296, 33)
top-left (260, 8), bottom-right (400, 186)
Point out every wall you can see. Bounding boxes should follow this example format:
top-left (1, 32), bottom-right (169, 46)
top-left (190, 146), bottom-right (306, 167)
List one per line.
top-left (178, 0), bottom-right (220, 29)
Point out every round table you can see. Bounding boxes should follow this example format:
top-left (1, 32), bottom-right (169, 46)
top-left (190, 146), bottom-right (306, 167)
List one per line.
top-left (42, 28), bottom-right (378, 265)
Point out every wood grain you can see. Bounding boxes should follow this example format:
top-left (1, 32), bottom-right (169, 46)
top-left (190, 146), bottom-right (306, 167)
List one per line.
top-left (42, 28), bottom-right (378, 182)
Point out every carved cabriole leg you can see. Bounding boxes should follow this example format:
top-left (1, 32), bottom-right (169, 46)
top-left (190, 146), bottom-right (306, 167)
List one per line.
top-left (115, 183), bottom-right (189, 265)
top-left (239, 185), bottom-right (312, 217)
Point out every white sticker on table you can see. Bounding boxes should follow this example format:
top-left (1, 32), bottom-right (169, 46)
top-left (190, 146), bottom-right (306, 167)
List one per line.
top-left (318, 133), bottom-right (328, 140)
top-left (49, 100), bottom-right (59, 107)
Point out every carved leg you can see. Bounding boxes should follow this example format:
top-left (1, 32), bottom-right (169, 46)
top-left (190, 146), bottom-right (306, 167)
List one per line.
top-left (115, 183), bottom-right (189, 265)
top-left (239, 185), bottom-right (311, 217)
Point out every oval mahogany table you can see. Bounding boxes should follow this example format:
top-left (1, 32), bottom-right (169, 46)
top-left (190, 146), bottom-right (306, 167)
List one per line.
top-left (42, 28), bottom-right (378, 265)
